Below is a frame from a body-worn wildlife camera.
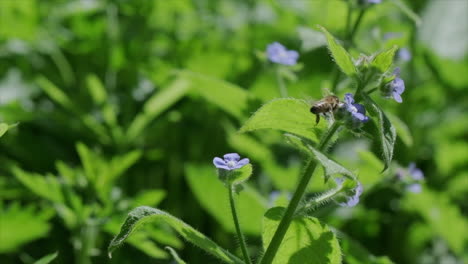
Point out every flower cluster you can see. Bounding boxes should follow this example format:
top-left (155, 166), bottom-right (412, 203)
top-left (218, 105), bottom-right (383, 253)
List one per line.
top-left (266, 42), bottom-right (299, 66)
top-left (382, 68), bottom-right (405, 103)
top-left (336, 93), bottom-right (369, 129)
top-left (396, 163), bottom-right (424, 193)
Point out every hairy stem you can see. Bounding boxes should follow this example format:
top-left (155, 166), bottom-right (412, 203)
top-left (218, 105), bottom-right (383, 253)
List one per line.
top-left (259, 122), bottom-right (340, 264)
top-left (276, 67), bottom-right (288, 97)
top-left (302, 184), bottom-right (344, 212)
top-left (229, 185), bottom-right (252, 264)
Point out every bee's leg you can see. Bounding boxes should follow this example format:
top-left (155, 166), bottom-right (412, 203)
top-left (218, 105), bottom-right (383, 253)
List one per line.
top-left (329, 111), bottom-right (335, 123)
top-left (315, 114), bottom-right (320, 125)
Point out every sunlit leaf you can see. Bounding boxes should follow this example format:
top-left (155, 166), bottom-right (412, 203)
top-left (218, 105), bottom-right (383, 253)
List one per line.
top-left (0, 203), bottom-right (53, 253)
top-left (240, 98), bottom-right (327, 143)
top-left (0, 123), bottom-right (9, 137)
top-left (108, 206), bottom-right (244, 264)
top-left (127, 77), bottom-right (190, 141)
top-left (33, 251), bottom-right (58, 264)
top-left (371, 46), bottom-right (398, 73)
top-left (318, 26), bottom-right (356, 76)
top-left (262, 207), bottom-right (342, 264)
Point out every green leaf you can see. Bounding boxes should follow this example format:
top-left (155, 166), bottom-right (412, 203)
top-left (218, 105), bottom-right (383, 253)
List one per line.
top-left (363, 95), bottom-right (396, 171)
top-left (185, 164), bottom-right (267, 235)
top-left (297, 26), bottom-right (327, 52)
top-left (0, 123), bottom-right (9, 137)
top-left (36, 76), bottom-right (76, 112)
top-left (34, 252), bottom-right (58, 264)
top-left (371, 46), bottom-right (398, 73)
top-left (285, 133), bottom-right (356, 182)
top-left (12, 167), bottom-right (64, 204)
top-left (86, 74), bottom-right (107, 105)
top-left (0, 202), bottom-right (53, 253)
top-left (127, 77), bottom-right (190, 141)
top-left (386, 113), bottom-right (413, 147)
top-left (217, 163), bottom-right (253, 186)
top-left (165, 246), bottom-right (187, 264)
top-left (239, 98), bottom-right (327, 143)
top-left (402, 189), bottom-right (468, 255)
top-left (338, 229), bottom-right (395, 264)
top-left (318, 26), bottom-right (356, 76)
top-left (180, 70), bottom-right (252, 120)
top-left (263, 207), bottom-right (342, 264)
top-left (108, 206), bottom-right (244, 264)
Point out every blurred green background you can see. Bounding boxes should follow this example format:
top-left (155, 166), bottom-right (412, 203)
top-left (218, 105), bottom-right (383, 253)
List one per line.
top-left (0, 0), bottom-right (467, 263)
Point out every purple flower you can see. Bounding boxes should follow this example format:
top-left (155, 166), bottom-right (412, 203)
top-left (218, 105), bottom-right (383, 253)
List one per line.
top-left (339, 181), bottom-right (363, 207)
top-left (266, 42), bottom-right (299, 66)
top-left (395, 163), bottom-right (424, 193)
top-left (406, 183), bottom-right (422, 193)
top-left (213, 153), bottom-right (250, 171)
top-left (398, 48), bottom-right (412, 61)
top-left (384, 68), bottom-right (405, 103)
top-left (408, 163), bottom-right (424, 180)
top-left (343, 93), bottom-right (369, 123)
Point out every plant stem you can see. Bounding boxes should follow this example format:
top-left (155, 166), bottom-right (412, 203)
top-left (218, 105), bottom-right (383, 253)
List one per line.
top-left (302, 184), bottom-right (344, 212)
top-left (276, 67), bottom-right (288, 97)
top-left (228, 185), bottom-right (252, 264)
top-left (259, 122), bottom-right (340, 264)
top-left (348, 8), bottom-right (367, 45)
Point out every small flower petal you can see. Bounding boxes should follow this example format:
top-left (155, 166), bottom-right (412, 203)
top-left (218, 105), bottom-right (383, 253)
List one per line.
top-left (344, 93), bottom-right (354, 104)
top-left (393, 92), bottom-right (403, 103)
top-left (223, 153), bottom-right (240, 162)
top-left (266, 42), bottom-right (299, 65)
top-left (407, 183), bottom-right (422, 193)
top-left (235, 158), bottom-right (250, 169)
top-left (393, 78), bottom-right (405, 94)
top-left (213, 157), bottom-right (230, 170)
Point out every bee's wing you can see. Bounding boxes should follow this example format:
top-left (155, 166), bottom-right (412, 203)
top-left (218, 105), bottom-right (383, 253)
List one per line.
top-left (321, 87), bottom-right (333, 97)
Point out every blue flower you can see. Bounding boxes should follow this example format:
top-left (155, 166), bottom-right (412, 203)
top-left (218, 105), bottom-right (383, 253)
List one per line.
top-left (384, 68), bottom-right (405, 103)
top-left (266, 42), bottom-right (299, 66)
top-left (406, 183), bottom-right (422, 193)
top-left (213, 153), bottom-right (250, 171)
top-left (338, 181), bottom-right (363, 207)
top-left (398, 48), bottom-right (412, 61)
top-left (367, 0), bottom-right (382, 4)
top-left (343, 93), bottom-right (369, 123)
top-left (395, 163), bottom-right (424, 193)
top-left (408, 163), bottom-right (424, 180)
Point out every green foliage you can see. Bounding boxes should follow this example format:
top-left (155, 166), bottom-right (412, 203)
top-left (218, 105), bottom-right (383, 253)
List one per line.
top-left (165, 246), bottom-right (187, 264)
top-left (0, 202), bottom-right (53, 253)
top-left (0, 123), bottom-right (9, 137)
top-left (371, 46), bottom-right (398, 73)
top-left (285, 133), bottom-right (356, 182)
top-left (363, 95), bottom-right (396, 171)
top-left (217, 163), bottom-right (253, 186)
top-left (240, 99), bottom-right (327, 143)
top-left (318, 26), bottom-right (357, 76)
top-left (262, 207), bottom-right (342, 264)
top-left (185, 164), bottom-right (267, 235)
top-left (402, 189), bottom-right (468, 255)
top-left (108, 206), bottom-right (244, 264)
top-left (34, 252), bottom-right (58, 264)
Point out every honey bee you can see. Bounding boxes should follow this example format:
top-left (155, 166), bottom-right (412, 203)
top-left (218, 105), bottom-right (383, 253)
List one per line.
top-left (310, 95), bottom-right (341, 124)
